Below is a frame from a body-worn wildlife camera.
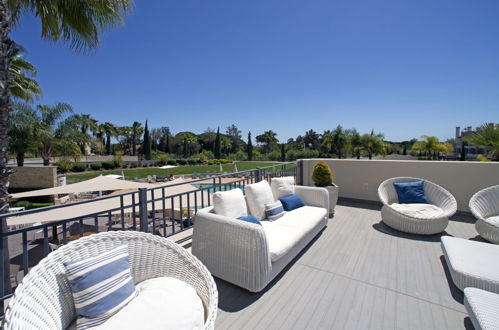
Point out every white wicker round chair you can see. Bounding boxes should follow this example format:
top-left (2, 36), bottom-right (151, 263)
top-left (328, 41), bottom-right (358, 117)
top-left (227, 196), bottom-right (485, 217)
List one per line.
top-left (469, 185), bottom-right (499, 244)
top-left (378, 177), bottom-right (457, 235)
top-left (3, 231), bottom-right (218, 330)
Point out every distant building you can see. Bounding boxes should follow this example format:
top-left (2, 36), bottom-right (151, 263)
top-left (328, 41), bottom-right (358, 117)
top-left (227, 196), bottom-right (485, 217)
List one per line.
top-left (449, 124), bottom-right (497, 160)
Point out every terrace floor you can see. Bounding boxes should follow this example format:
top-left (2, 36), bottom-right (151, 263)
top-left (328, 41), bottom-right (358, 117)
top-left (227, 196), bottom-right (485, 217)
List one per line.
top-left (213, 199), bottom-right (478, 330)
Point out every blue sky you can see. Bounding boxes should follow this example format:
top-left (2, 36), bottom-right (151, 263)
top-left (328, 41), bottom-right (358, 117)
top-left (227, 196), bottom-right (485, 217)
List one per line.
top-left (12, 0), bottom-right (499, 142)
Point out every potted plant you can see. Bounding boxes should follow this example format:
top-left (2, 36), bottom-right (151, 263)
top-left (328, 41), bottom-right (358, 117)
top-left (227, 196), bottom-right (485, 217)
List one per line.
top-left (311, 161), bottom-right (339, 216)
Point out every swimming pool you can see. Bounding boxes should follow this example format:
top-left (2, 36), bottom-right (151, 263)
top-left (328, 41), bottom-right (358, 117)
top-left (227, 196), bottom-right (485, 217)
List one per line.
top-left (192, 183), bottom-right (244, 192)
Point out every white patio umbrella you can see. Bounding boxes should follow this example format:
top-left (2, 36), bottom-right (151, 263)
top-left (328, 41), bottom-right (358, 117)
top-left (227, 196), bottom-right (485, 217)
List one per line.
top-left (7, 179), bottom-right (212, 227)
top-left (9, 176), bottom-right (155, 199)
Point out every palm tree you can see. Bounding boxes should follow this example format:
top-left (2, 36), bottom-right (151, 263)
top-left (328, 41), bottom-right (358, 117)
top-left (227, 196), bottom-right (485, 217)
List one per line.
top-left (0, 0), bottom-right (132, 291)
top-left (9, 102), bottom-right (38, 166)
top-left (464, 123), bottom-right (499, 161)
top-left (321, 130), bottom-right (334, 154)
top-left (10, 44), bottom-right (42, 102)
top-left (35, 102), bottom-right (80, 165)
top-left (411, 136), bottom-right (440, 160)
top-left (102, 122), bottom-right (117, 155)
top-left (360, 130), bottom-right (384, 160)
top-left (304, 129), bottom-right (320, 149)
top-left (130, 121), bottom-right (143, 156)
top-left (76, 114), bottom-right (97, 155)
top-left (332, 125), bottom-right (347, 159)
top-left (185, 133), bottom-right (197, 157)
top-left (347, 129), bottom-right (362, 159)
top-left (256, 130), bottom-right (278, 153)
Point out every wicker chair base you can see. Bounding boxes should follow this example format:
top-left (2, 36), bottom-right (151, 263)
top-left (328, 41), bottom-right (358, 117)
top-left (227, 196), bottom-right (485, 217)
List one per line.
top-left (381, 205), bottom-right (449, 235)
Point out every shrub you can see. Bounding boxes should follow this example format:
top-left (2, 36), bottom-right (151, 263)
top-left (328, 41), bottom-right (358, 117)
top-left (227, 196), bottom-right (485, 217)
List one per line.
top-left (112, 154), bottom-right (124, 168)
top-left (155, 153), bottom-right (169, 166)
top-left (56, 159), bottom-right (72, 173)
top-left (198, 150), bottom-right (214, 163)
top-left (142, 163), bottom-right (148, 167)
top-left (187, 159), bottom-right (198, 165)
top-left (15, 201), bottom-right (54, 210)
top-left (102, 161), bottom-right (116, 170)
top-left (477, 154), bottom-right (491, 162)
top-left (129, 162), bottom-right (138, 168)
top-left (265, 151), bottom-right (281, 161)
top-left (71, 163), bottom-right (86, 172)
top-left (90, 162), bottom-right (102, 171)
top-left (312, 161), bottom-right (333, 187)
top-left (177, 159), bottom-right (187, 165)
top-left (167, 159), bottom-right (177, 165)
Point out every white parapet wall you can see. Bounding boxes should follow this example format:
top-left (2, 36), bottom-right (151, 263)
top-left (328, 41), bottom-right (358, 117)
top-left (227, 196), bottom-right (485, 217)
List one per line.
top-left (300, 159), bottom-right (499, 212)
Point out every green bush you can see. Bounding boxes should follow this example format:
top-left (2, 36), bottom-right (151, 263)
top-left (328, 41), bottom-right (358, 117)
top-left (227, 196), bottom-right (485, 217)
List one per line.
top-left (90, 162), bottom-right (102, 171)
top-left (177, 159), bottom-right (187, 165)
top-left (56, 159), bottom-right (72, 173)
top-left (311, 161), bottom-right (333, 187)
top-left (102, 161), bottom-right (116, 170)
top-left (71, 163), bottom-right (86, 172)
top-left (167, 159), bottom-right (177, 165)
top-left (112, 154), bottom-right (124, 168)
top-left (155, 153), bottom-right (169, 166)
top-left (15, 201), bottom-right (54, 210)
top-left (187, 159), bottom-right (198, 165)
top-left (198, 150), bottom-right (214, 163)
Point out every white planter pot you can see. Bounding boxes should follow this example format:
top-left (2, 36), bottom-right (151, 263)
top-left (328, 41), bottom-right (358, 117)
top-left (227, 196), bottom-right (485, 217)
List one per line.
top-left (325, 184), bottom-right (339, 217)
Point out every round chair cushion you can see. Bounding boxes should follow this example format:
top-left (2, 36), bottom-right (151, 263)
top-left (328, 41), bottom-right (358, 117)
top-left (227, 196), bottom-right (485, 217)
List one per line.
top-left (68, 277), bottom-right (205, 330)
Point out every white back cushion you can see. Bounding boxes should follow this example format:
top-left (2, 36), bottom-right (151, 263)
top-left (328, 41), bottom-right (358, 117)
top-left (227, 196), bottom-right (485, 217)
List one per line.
top-left (245, 180), bottom-right (275, 220)
top-left (213, 188), bottom-right (247, 218)
top-left (271, 176), bottom-right (295, 199)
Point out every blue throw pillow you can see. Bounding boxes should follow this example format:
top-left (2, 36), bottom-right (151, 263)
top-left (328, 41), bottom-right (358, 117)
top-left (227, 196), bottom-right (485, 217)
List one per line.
top-left (279, 194), bottom-right (305, 211)
top-left (64, 245), bottom-right (137, 328)
top-left (238, 215), bottom-right (261, 225)
top-left (393, 180), bottom-right (429, 204)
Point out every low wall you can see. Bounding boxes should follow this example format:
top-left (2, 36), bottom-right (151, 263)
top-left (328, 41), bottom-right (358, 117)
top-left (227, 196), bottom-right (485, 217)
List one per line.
top-left (8, 155), bottom-right (139, 166)
top-left (8, 166), bottom-right (57, 192)
top-left (300, 159), bottom-right (499, 212)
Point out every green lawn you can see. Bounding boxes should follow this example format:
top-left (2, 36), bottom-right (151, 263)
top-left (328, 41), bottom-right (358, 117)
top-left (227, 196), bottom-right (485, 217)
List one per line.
top-left (62, 161), bottom-right (290, 184)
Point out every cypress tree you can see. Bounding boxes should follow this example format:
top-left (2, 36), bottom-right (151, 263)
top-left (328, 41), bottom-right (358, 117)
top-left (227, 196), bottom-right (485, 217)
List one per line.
top-left (280, 143), bottom-right (286, 162)
top-left (143, 120), bottom-right (152, 160)
top-left (460, 140), bottom-right (466, 161)
top-left (165, 134), bottom-right (171, 153)
top-left (214, 127), bottom-right (221, 159)
top-left (183, 138), bottom-right (188, 158)
top-left (247, 131), bottom-right (253, 161)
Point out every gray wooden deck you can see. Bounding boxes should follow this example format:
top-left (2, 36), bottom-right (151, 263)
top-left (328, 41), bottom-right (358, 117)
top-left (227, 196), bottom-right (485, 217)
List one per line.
top-left (215, 199), bottom-right (478, 330)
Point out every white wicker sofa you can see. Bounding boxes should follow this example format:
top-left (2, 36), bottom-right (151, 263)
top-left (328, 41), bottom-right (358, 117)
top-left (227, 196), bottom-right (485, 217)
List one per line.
top-left (192, 182), bottom-right (329, 292)
top-left (469, 185), bottom-right (499, 244)
top-left (378, 177), bottom-right (457, 235)
top-left (4, 231), bottom-right (218, 330)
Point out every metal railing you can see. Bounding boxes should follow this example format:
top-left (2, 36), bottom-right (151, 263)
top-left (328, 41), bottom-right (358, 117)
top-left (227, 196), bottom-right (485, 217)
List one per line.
top-left (0, 161), bottom-right (299, 315)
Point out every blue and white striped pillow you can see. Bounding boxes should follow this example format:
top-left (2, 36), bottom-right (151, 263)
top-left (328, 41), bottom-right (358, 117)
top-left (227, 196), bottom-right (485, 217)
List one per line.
top-left (265, 200), bottom-right (286, 221)
top-left (64, 245), bottom-right (137, 329)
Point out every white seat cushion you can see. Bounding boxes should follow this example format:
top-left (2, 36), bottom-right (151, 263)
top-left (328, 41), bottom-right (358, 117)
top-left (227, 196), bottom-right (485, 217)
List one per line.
top-left (245, 180), bottom-right (275, 220)
top-left (270, 176), bottom-right (295, 199)
top-left (213, 188), bottom-right (247, 218)
top-left (96, 277), bottom-right (204, 330)
top-left (464, 287), bottom-right (499, 330)
top-left (390, 203), bottom-right (445, 219)
top-left (441, 236), bottom-right (499, 293)
top-left (261, 206), bottom-right (327, 262)
top-left (485, 215), bottom-right (499, 227)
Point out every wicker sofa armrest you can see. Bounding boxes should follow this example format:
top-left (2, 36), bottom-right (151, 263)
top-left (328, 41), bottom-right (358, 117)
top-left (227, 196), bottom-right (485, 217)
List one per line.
top-left (192, 207), bottom-right (272, 292)
top-left (294, 185), bottom-right (330, 211)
